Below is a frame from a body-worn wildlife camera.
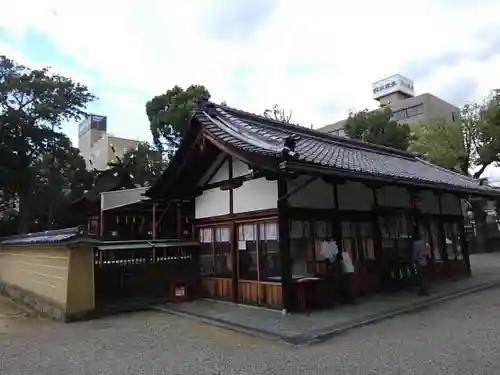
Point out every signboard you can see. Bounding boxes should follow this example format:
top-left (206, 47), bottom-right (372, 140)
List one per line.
top-left (372, 74), bottom-right (415, 100)
top-left (78, 114), bottom-right (107, 137)
top-left (78, 118), bottom-right (91, 137)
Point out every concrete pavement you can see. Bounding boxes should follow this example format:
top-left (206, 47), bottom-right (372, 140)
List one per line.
top-left (153, 253), bottom-right (500, 345)
top-left (2, 286), bottom-right (500, 374)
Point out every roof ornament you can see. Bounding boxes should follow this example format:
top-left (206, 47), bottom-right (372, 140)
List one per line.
top-left (281, 134), bottom-right (301, 159)
top-left (196, 96), bottom-right (218, 116)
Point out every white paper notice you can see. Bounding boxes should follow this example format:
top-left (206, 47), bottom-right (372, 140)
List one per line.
top-left (341, 251), bottom-right (355, 273)
top-left (238, 241), bottom-right (247, 250)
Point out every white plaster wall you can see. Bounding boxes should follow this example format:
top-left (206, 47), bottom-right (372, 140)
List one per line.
top-left (195, 188), bottom-right (230, 219)
top-left (337, 181), bottom-right (374, 211)
top-left (197, 154), bottom-right (226, 186)
top-left (232, 159), bottom-right (251, 178)
top-left (441, 193), bottom-right (461, 215)
top-left (377, 186), bottom-right (411, 208)
top-left (233, 178), bottom-right (277, 213)
top-left (287, 176), bottom-right (335, 209)
top-left (208, 159), bottom-right (229, 183)
top-left (417, 190), bottom-right (439, 214)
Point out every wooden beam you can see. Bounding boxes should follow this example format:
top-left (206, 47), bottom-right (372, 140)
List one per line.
top-left (437, 194), bottom-right (450, 275)
top-left (228, 157), bottom-right (234, 215)
top-left (277, 177), bottom-right (293, 313)
top-left (152, 204), bottom-right (157, 240)
top-left (278, 176), bottom-right (318, 202)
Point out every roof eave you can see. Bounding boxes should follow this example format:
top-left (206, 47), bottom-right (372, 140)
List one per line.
top-left (282, 160), bottom-right (500, 198)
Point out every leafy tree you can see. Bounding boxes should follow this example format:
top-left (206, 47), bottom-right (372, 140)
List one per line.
top-left (263, 104), bottom-right (293, 123)
top-left (146, 85), bottom-right (210, 160)
top-left (409, 90), bottom-right (500, 178)
top-left (409, 120), bottom-right (468, 173)
top-left (0, 55), bottom-right (95, 232)
top-left (344, 107), bottom-right (411, 151)
top-left (112, 142), bottom-right (165, 187)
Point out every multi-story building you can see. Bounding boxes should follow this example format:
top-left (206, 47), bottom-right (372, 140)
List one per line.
top-left (318, 74), bottom-right (461, 136)
top-left (78, 115), bottom-right (144, 171)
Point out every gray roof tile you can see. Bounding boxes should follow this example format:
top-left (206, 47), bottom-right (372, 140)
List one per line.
top-left (0, 227), bottom-right (90, 245)
top-left (194, 103), bottom-right (500, 196)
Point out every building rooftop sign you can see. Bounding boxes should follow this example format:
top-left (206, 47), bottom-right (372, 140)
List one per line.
top-left (372, 74), bottom-right (415, 100)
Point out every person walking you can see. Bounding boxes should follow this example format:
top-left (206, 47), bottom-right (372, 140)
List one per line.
top-left (412, 227), bottom-right (431, 296)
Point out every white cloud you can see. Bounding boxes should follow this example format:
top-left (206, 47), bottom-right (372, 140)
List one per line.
top-left (2, 0), bottom-right (500, 141)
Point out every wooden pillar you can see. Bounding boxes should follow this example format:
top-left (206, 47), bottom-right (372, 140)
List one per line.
top-left (176, 203), bottom-right (182, 238)
top-left (410, 189), bottom-right (422, 230)
top-left (458, 197), bottom-right (471, 276)
top-left (332, 183), bottom-right (343, 254)
top-left (371, 187), bottom-right (383, 262)
top-left (152, 204), bottom-right (157, 240)
top-left (228, 157), bottom-right (238, 302)
top-left (99, 210), bottom-right (105, 238)
top-left (437, 194), bottom-right (450, 276)
top-left (277, 177), bottom-right (293, 313)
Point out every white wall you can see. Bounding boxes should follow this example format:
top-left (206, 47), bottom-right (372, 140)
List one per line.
top-left (195, 156), bottom-right (277, 218)
top-left (195, 188), bottom-right (230, 219)
top-left (287, 176), bottom-right (335, 208)
top-left (233, 178), bottom-right (277, 213)
top-left (338, 181), bottom-right (374, 210)
top-left (232, 159), bottom-right (251, 178)
top-left (209, 159), bottom-right (230, 183)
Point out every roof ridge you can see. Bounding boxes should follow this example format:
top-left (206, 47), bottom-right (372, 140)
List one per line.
top-left (215, 103), bottom-right (415, 158)
top-left (197, 110), bottom-right (283, 156)
top-left (215, 103), bottom-right (415, 160)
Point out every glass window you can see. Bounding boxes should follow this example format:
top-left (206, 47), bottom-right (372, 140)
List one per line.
top-left (444, 222), bottom-right (463, 260)
top-left (238, 223), bottom-right (258, 280)
top-left (214, 227), bottom-right (232, 277)
top-left (342, 221), bottom-right (375, 263)
top-left (197, 226), bottom-right (232, 277)
top-left (289, 220), bottom-right (312, 277)
top-left (392, 109), bottom-right (408, 121)
top-left (199, 227), bottom-right (214, 276)
top-left (236, 221), bottom-right (280, 281)
top-left (260, 222), bottom-right (280, 280)
top-left (406, 104), bottom-right (424, 118)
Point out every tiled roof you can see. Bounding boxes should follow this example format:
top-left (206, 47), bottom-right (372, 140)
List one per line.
top-left (193, 102), bottom-right (500, 196)
top-left (0, 227), bottom-right (92, 245)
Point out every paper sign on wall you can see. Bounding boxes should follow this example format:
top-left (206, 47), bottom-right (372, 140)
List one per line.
top-left (238, 241), bottom-right (247, 250)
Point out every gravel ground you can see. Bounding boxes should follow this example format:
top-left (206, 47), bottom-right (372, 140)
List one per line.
top-left (1, 288), bottom-right (500, 375)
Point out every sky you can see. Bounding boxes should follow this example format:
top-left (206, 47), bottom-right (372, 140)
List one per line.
top-left (2, 0), bottom-right (500, 177)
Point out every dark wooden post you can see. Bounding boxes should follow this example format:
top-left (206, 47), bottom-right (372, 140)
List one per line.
top-left (228, 157), bottom-right (238, 302)
top-left (371, 187), bottom-right (383, 262)
top-left (457, 197), bottom-right (471, 276)
top-left (437, 193), bottom-right (450, 276)
top-left (332, 182), bottom-right (343, 254)
top-left (99, 196), bottom-right (105, 238)
top-left (152, 203), bottom-right (157, 239)
top-left (277, 177), bottom-right (293, 313)
top-left (371, 186), bottom-right (384, 291)
top-left (176, 203), bottom-right (182, 238)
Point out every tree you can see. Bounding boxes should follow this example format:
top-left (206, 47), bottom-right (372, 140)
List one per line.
top-left (344, 107), bottom-right (411, 151)
top-left (409, 120), bottom-right (468, 173)
top-left (409, 90), bottom-right (500, 178)
top-left (263, 104), bottom-right (293, 123)
top-left (146, 85), bottom-right (210, 161)
top-left (0, 55), bottom-right (96, 232)
top-left (115, 142), bottom-right (165, 187)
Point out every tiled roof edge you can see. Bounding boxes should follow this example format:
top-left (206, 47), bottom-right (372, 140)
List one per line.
top-left (215, 103), bottom-right (417, 160)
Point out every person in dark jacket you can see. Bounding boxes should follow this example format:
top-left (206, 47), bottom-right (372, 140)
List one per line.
top-left (412, 228), bottom-right (431, 296)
